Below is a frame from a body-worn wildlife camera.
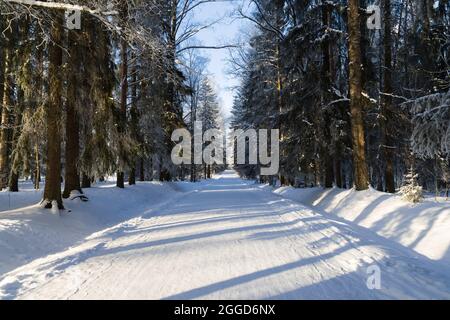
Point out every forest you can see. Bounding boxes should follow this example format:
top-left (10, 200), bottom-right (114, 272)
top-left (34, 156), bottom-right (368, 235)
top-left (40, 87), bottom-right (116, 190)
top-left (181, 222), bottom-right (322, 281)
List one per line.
top-left (0, 0), bottom-right (450, 301)
top-left (231, 0), bottom-right (450, 197)
top-left (0, 0), bottom-right (226, 209)
top-left (0, 0), bottom-right (449, 210)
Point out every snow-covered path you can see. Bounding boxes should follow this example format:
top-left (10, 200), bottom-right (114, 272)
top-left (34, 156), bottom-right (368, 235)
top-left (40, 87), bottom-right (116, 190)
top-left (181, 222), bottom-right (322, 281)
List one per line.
top-left (1, 171), bottom-right (450, 299)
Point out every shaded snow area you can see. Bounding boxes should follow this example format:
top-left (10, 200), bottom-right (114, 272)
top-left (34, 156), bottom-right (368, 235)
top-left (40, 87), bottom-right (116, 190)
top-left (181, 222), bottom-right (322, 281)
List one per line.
top-left (273, 186), bottom-right (450, 265)
top-left (1, 171), bottom-right (450, 299)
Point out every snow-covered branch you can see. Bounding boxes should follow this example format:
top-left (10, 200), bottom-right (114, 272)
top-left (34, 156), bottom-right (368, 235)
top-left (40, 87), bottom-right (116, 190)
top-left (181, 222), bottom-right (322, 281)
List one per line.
top-left (3, 0), bottom-right (118, 15)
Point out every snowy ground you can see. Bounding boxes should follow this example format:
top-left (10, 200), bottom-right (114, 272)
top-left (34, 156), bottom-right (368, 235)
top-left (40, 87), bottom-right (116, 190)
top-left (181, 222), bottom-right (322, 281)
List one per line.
top-left (1, 171), bottom-right (450, 299)
top-left (273, 186), bottom-right (450, 264)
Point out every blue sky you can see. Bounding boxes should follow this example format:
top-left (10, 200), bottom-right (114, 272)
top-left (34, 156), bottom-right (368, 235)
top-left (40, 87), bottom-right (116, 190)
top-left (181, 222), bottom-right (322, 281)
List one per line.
top-left (189, 0), bottom-right (251, 120)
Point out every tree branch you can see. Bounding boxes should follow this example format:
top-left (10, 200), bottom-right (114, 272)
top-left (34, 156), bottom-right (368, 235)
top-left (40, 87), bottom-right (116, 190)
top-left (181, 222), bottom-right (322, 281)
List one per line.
top-left (4, 0), bottom-right (118, 15)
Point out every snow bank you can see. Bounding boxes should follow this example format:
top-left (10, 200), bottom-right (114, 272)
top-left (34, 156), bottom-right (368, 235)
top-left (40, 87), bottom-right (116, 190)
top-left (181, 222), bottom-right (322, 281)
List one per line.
top-left (0, 181), bottom-right (194, 276)
top-left (273, 186), bottom-right (450, 264)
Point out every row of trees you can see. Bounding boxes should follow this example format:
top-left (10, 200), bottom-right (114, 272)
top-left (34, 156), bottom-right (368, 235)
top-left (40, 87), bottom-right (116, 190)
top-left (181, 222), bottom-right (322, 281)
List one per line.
top-left (231, 0), bottom-right (449, 195)
top-left (0, 0), bottom-right (224, 209)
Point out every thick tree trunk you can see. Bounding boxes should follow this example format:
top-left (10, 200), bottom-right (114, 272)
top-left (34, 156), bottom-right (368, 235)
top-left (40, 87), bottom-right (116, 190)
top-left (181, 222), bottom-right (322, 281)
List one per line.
top-left (8, 101), bottom-right (20, 194)
top-left (276, 43), bottom-right (286, 185)
top-left (128, 55), bottom-right (138, 186)
top-left (43, 13), bottom-right (64, 209)
top-left (0, 23), bottom-right (14, 191)
top-left (81, 173), bottom-right (91, 189)
top-left (348, 0), bottom-right (370, 191)
top-left (63, 96), bottom-right (81, 197)
top-left (33, 33), bottom-right (44, 191)
top-left (381, 0), bottom-right (396, 193)
top-left (9, 171), bottom-right (18, 192)
top-left (117, 171), bottom-right (125, 188)
top-left (0, 24), bottom-right (5, 130)
top-left (272, 0), bottom-right (285, 184)
top-left (63, 31), bottom-right (82, 198)
top-left (8, 87), bottom-right (24, 192)
top-left (128, 167), bottom-right (136, 185)
top-left (117, 1), bottom-right (128, 189)
top-left (322, 2), bottom-right (334, 189)
top-left (0, 45), bottom-right (13, 191)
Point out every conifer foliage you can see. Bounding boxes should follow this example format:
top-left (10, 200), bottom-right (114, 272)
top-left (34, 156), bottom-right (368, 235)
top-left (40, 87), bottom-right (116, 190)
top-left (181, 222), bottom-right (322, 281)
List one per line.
top-left (0, 0), bottom-right (226, 209)
top-left (231, 0), bottom-right (449, 194)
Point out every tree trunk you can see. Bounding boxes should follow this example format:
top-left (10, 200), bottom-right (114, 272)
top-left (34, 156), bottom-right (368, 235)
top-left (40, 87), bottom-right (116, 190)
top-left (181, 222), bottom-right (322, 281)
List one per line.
top-left (117, 171), bottom-right (125, 188)
top-left (335, 158), bottom-right (343, 188)
top-left (381, 0), bottom-right (396, 193)
top-left (43, 13), bottom-right (64, 209)
top-left (63, 30), bottom-right (82, 199)
top-left (0, 20), bottom-right (5, 132)
top-left (190, 93), bottom-right (196, 183)
top-left (117, 1), bottom-right (128, 189)
top-left (128, 167), bottom-right (136, 185)
top-left (81, 173), bottom-right (91, 188)
top-left (33, 31), bottom-right (44, 191)
top-left (34, 141), bottom-right (40, 190)
top-left (8, 99), bottom-right (20, 194)
top-left (128, 54), bottom-right (138, 186)
top-left (276, 42), bottom-right (286, 185)
top-left (0, 28), bottom-right (13, 191)
top-left (139, 158), bottom-right (145, 181)
top-left (273, 0), bottom-right (285, 184)
top-left (376, 166), bottom-right (384, 191)
top-left (149, 157), bottom-right (153, 181)
top-left (8, 87), bottom-right (25, 192)
top-left (348, 0), bottom-right (370, 191)
top-left (322, 1), bottom-right (334, 189)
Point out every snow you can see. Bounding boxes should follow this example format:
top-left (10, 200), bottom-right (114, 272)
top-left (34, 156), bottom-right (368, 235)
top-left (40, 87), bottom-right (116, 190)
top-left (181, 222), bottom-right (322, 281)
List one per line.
top-left (273, 186), bottom-right (450, 264)
top-left (1, 171), bottom-right (450, 299)
top-left (0, 180), bottom-right (191, 276)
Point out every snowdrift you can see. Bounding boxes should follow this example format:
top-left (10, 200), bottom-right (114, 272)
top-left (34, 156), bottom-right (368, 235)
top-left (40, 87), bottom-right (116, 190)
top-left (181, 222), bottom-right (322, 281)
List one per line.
top-left (0, 181), bottom-right (190, 276)
top-left (273, 186), bottom-right (450, 265)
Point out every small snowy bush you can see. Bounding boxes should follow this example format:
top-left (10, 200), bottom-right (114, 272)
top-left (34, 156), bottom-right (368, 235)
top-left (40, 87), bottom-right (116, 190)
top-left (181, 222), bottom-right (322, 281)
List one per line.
top-left (400, 168), bottom-right (423, 203)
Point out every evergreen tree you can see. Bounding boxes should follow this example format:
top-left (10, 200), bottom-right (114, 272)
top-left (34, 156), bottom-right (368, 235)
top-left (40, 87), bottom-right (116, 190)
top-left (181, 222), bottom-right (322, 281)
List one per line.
top-left (400, 167), bottom-right (423, 203)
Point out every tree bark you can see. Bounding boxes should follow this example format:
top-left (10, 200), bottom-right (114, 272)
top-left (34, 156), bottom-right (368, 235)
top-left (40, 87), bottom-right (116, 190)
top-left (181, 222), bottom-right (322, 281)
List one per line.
top-left (0, 41), bottom-right (13, 191)
top-left (33, 31), bottom-right (44, 191)
top-left (139, 158), bottom-right (145, 181)
top-left (117, 1), bottom-right (128, 189)
top-left (81, 173), bottom-right (91, 188)
top-left (128, 54), bottom-right (138, 186)
top-left (0, 18), bottom-right (5, 130)
top-left (190, 90), bottom-right (196, 182)
top-left (348, 0), bottom-right (370, 190)
top-left (43, 12), bottom-right (64, 209)
top-left (381, 0), bottom-right (396, 193)
top-left (335, 158), bottom-right (343, 188)
top-left (128, 167), bottom-right (136, 185)
top-left (63, 30), bottom-right (82, 198)
top-left (273, 0), bottom-right (285, 185)
top-left (34, 141), bottom-right (40, 189)
top-left (8, 87), bottom-right (24, 192)
top-left (322, 1), bottom-right (334, 189)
